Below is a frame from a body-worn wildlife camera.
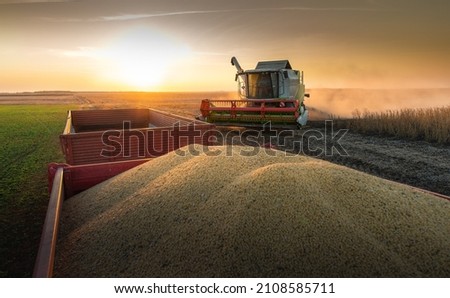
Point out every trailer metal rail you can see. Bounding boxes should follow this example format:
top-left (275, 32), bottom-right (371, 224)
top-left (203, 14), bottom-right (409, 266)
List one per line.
top-left (33, 167), bottom-right (64, 278)
top-left (34, 158), bottom-right (154, 277)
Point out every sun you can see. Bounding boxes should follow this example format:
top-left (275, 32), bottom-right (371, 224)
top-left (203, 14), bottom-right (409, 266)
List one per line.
top-left (114, 52), bottom-right (166, 89)
top-left (102, 27), bottom-right (191, 90)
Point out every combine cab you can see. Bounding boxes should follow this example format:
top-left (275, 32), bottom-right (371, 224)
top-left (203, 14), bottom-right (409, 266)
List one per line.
top-left (198, 57), bottom-right (309, 128)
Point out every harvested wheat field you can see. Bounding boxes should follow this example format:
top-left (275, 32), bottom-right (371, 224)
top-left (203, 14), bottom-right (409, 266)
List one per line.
top-left (54, 145), bottom-right (450, 277)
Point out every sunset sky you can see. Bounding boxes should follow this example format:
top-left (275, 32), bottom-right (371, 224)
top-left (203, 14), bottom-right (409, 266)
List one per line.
top-left (1, 0), bottom-right (449, 92)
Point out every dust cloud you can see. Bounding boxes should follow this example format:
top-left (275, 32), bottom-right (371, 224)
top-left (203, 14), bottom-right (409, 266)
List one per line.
top-left (306, 88), bottom-right (450, 119)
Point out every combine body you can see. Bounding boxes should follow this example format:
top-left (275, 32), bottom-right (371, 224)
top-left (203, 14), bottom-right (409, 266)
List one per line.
top-left (199, 57), bottom-right (309, 127)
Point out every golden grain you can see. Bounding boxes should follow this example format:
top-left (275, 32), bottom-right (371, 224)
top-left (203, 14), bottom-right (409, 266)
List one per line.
top-left (54, 145), bottom-right (450, 277)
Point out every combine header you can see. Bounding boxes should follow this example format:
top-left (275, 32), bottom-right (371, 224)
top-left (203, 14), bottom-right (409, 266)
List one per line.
top-left (198, 57), bottom-right (309, 128)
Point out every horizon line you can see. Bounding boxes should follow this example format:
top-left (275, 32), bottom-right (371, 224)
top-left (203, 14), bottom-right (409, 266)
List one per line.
top-left (2, 87), bottom-right (450, 94)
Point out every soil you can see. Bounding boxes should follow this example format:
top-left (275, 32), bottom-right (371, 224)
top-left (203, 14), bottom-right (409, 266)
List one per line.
top-left (293, 123), bottom-right (450, 197)
top-left (214, 122), bottom-right (450, 196)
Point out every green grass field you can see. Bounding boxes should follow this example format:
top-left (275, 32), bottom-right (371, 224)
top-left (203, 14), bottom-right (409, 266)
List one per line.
top-left (0, 105), bottom-right (74, 277)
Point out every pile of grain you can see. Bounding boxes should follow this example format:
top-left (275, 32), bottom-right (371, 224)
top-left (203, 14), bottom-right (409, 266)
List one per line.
top-left (54, 145), bottom-right (450, 277)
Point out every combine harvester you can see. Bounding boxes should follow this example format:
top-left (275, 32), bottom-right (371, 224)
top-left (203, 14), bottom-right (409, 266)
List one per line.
top-left (198, 57), bottom-right (310, 128)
